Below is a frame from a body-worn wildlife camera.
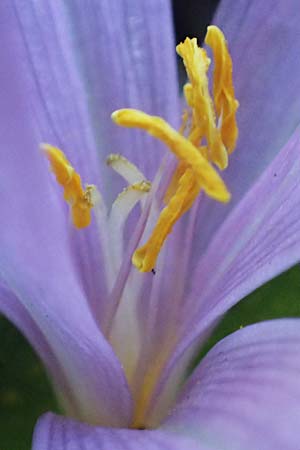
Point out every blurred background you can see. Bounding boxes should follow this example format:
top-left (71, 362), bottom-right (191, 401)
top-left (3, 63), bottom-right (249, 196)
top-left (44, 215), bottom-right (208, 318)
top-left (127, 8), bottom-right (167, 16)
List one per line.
top-left (1, 1), bottom-right (300, 449)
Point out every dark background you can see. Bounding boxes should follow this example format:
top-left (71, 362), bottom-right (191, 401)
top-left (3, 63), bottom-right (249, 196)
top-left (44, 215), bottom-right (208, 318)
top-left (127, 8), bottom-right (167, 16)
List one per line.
top-left (2, 2), bottom-right (300, 449)
top-left (173, 0), bottom-right (220, 41)
top-left (173, 0), bottom-right (220, 83)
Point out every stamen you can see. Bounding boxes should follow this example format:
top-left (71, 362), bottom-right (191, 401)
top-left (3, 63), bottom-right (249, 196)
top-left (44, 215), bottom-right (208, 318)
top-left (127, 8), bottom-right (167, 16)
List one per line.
top-left (112, 109), bottom-right (230, 203)
top-left (112, 109), bottom-right (230, 272)
top-left (41, 143), bottom-right (94, 228)
top-left (110, 26), bottom-right (238, 272)
top-left (183, 83), bottom-right (193, 109)
top-left (42, 26), bottom-right (238, 276)
top-left (176, 38), bottom-right (228, 170)
top-left (205, 25), bottom-right (239, 153)
top-left (164, 161), bottom-right (187, 204)
top-left (132, 168), bottom-right (200, 272)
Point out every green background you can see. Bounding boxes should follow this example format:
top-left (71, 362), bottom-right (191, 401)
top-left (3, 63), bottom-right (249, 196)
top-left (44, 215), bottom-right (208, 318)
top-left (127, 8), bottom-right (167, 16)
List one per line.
top-left (1, 265), bottom-right (300, 450)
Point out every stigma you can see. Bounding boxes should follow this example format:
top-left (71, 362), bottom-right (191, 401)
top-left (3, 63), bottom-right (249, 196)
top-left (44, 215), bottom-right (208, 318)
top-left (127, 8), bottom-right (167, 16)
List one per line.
top-left (42, 25), bottom-right (238, 273)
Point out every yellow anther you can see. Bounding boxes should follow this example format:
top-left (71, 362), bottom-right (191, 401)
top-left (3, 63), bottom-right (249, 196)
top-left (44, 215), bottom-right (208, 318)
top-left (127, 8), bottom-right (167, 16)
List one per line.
top-left (179, 108), bottom-right (190, 136)
top-left (41, 143), bottom-right (94, 228)
top-left (205, 25), bottom-right (239, 153)
top-left (164, 161), bottom-right (187, 204)
top-left (112, 109), bottom-right (230, 203)
top-left (183, 83), bottom-right (193, 109)
top-left (176, 38), bottom-right (228, 170)
top-left (132, 168), bottom-right (200, 272)
top-left (112, 108), bottom-right (231, 272)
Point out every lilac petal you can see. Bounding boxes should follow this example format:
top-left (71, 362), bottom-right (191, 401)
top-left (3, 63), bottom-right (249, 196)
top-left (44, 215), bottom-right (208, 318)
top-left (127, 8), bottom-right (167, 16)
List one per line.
top-left (198, 0), bottom-right (300, 249)
top-left (32, 321), bottom-right (300, 450)
top-left (0, 2), bottom-right (179, 417)
top-left (0, 0), bottom-right (101, 322)
top-left (0, 285), bottom-right (77, 415)
top-left (0, 9), bottom-right (133, 423)
top-left (166, 319), bottom-right (300, 450)
top-left (189, 126), bottom-right (300, 335)
top-left (217, 0), bottom-right (300, 187)
top-left (5, 0), bottom-right (180, 320)
top-left (0, 2), bottom-right (73, 321)
top-left (0, 101), bottom-right (117, 423)
top-left (146, 125), bottom-right (300, 423)
top-left (12, 0), bottom-right (180, 193)
top-left (32, 413), bottom-right (205, 450)
top-left (0, 30), bottom-right (132, 420)
top-left (1, 253), bottom-right (132, 427)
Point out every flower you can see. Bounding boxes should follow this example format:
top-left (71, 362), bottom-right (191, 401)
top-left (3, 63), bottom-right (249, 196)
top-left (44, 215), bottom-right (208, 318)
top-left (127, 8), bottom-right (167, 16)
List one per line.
top-left (1, 0), bottom-right (300, 449)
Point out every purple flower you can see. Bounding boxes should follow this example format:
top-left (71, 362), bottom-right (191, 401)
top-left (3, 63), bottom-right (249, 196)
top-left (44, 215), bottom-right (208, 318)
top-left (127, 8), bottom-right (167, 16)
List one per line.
top-left (1, 0), bottom-right (300, 449)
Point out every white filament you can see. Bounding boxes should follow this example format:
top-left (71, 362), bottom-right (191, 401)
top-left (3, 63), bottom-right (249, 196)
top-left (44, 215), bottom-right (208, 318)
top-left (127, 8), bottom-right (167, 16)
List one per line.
top-left (94, 155), bottom-right (151, 292)
top-left (108, 181), bottom-right (151, 272)
top-left (106, 153), bottom-right (147, 185)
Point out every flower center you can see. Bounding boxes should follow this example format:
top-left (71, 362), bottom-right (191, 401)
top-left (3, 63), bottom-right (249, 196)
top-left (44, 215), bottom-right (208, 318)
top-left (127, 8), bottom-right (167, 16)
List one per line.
top-left (42, 25), bottom-right (238, 275)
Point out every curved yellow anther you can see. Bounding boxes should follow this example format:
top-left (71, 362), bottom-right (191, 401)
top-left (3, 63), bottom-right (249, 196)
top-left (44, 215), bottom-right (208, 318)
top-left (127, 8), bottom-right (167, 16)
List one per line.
top-left (112, 109), bottom-right (230, 203)
top-left (41, 143), bottom-right (94, 228)
top-left (132, 168), bottom-right (200, 272)
top-left (164, 161), bottom-right (187, 204)
top-left (205, 25), bottom-right (239, 153)
top-left (112, 108), bottom-right (230, 272)
top-left (176, 38), bottom-right (228, 170)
